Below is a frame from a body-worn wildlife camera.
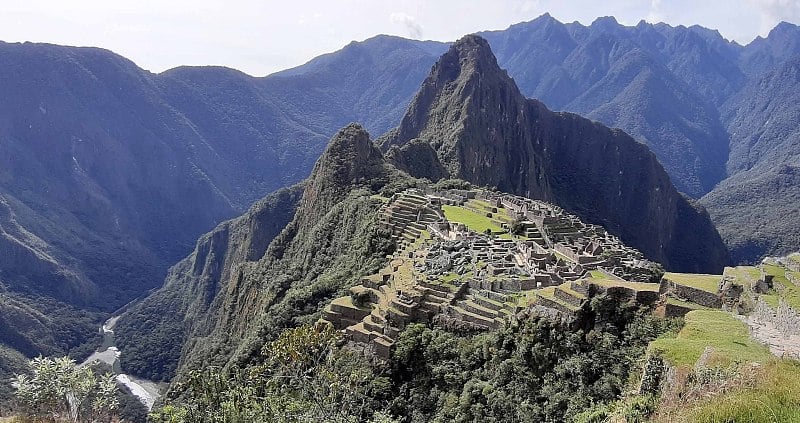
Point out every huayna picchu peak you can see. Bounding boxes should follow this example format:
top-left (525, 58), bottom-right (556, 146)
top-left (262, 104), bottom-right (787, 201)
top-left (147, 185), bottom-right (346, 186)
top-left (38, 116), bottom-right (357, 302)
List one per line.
top-left (4, 10), bottom-right (800, 423)
top-left (382, 35), bottom-right (728, 273)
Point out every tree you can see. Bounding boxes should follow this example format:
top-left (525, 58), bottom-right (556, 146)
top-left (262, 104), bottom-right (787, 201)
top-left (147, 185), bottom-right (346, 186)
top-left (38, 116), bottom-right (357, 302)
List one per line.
top-left (14, 356), bottom-right (119, 422)
top-left (152, 323), bottom-right (394, 423)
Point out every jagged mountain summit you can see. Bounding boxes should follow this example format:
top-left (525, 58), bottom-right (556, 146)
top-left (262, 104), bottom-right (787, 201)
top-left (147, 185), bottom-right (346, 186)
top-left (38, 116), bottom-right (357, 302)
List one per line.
top-left (2, 16), bottom-right (800, 406)
top-left (118, 37), bottom-right (729, 391)
top-left (116, 123), bottom-right (404, 381)
top-left (0, 35), bottom-right (443, 386)
top-left (382, 35), bottom-right (728, 273)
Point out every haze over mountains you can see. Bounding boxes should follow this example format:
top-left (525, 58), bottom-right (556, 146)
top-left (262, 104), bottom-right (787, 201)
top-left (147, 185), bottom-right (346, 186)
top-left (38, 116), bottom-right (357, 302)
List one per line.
top-left (113, 35), bottom-right (727, 384)
top-left (0, 14), bottom-right (798, 399)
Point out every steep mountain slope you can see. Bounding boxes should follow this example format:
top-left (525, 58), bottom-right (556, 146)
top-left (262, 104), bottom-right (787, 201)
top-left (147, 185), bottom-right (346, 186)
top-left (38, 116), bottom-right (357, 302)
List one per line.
top-left (117, 125), bottom-right (406, 381)
top-left (700, 55), bottom-right (800, 263)
top-left (113, 185), bottom-right (304, 380)
top-left (0, 37), bottom-right (443, 368)
top-left (700, 164), bottom-right (800, 264)
top-left (480, 15), bottom-right (735, 197)
top-left (382, 35), bottom-right (728, 273)
top-left (720, 55), bottom-right (800, 176)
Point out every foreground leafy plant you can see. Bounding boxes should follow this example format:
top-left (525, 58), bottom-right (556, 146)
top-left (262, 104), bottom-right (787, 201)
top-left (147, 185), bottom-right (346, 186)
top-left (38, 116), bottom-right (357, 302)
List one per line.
top-left (13, 356), bottom-right (118, 422)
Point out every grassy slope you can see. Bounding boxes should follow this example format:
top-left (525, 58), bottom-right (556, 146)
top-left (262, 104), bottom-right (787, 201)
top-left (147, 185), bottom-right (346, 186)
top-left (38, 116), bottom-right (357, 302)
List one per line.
top-left (442, 205), bottom-right (504, 234)
top-left (663, 272), bottom-right (721, 293)
top-left (686, 360), bottom-right (800, 422)
top-left (647, 309), bottom-right (800, 422)
top-left (649, 310), bottom-right (770, 367)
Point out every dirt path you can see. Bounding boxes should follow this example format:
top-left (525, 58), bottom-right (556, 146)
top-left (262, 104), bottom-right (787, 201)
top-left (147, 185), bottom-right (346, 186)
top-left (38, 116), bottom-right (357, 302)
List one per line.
top-left (739, 315), bottom-right (800, 360)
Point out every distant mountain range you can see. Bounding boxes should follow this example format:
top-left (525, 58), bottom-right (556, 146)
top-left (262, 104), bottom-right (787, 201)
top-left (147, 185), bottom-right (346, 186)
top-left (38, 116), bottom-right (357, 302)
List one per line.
top-left (0, 15), bottom-right (798, 395)
top-left (115, 35), bottom-right (725, 385)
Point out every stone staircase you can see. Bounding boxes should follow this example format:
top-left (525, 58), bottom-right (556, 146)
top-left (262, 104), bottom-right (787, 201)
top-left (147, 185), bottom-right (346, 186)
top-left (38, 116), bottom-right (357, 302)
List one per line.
top-left (380, 191), bottom-right (444, 250)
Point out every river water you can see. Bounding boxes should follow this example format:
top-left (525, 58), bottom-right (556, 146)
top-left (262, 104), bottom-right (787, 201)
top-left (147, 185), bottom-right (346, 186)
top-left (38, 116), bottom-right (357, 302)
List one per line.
top-left (81, 316), bottom-right (165, 410)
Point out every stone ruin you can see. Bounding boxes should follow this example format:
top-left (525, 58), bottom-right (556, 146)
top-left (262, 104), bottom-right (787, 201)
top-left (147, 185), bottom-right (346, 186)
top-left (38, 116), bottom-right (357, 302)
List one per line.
top-left (321, 188), bottom-right (673, 358)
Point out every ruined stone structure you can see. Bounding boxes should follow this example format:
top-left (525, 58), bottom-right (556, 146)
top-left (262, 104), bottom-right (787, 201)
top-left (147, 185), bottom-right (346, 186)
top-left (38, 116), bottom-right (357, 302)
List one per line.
top-left (322, 188), bottom-right (685, 358)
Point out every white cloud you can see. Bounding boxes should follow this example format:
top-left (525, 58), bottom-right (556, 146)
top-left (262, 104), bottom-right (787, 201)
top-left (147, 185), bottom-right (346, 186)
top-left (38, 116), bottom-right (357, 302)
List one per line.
top-left (748, 0), bottom-right (800, 33)
top-left (519, 0), bottom-right (541, 13)
top-left (390, 12), bottom-right (423, 39)
top-left (648, 0), bottom-right (664, 22)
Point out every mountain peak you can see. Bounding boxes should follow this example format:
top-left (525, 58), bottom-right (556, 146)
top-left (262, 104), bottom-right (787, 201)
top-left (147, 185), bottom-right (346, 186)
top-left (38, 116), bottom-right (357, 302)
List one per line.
top-left (444, 34), bottom-right (502, 78)
top-left (382, 34), bottom-right (520, 153)
top-left (305, 124), bottom-right (385, 206)
top-left (771, 21), bottom-right (799, 36)
top-left (316, 123), bottom-right (383, 180)
top-left (591, 15), bottom-right (620, 30)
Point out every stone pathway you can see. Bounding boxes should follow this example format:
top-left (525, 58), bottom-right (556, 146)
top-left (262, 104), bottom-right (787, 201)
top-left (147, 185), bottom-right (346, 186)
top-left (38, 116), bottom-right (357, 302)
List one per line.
top-left (739, 315), bottom-right (800, 360)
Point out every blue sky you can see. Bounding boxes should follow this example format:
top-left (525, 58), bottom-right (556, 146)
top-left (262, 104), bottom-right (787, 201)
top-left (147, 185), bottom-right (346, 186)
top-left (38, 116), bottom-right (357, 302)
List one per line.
top-left (1, 0), bottom-right (798, 76)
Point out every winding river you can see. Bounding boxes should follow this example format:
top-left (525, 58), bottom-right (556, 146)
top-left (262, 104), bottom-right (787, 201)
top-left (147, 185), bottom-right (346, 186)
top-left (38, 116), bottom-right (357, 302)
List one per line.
top-left (81, 316), bottom-right (165, 410)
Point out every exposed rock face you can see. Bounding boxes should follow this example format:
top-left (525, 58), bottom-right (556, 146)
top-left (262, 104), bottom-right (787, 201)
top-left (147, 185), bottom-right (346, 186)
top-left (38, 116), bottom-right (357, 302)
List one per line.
top-left (382, 35), bottom-right (728, 273)
top-left (114, 185), bottom-right (303, 380)
top-left (116, 125), bottom-right (400, 381)
top-left (384, 138), bottom-right (448, 181)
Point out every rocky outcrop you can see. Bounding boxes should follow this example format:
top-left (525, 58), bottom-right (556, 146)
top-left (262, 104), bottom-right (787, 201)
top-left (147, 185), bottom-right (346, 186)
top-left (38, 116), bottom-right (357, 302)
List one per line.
top-left (381, 35), bottom-right (728, 273)
top-left (114, 185), bottom-right (303, 380)
top-left (117, 125), bottom-right (403, 381)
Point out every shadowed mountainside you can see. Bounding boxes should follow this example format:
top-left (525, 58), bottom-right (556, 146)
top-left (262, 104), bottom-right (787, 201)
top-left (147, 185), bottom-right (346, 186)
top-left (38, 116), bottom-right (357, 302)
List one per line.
top-left (381, 35), bottom-right (728, 273)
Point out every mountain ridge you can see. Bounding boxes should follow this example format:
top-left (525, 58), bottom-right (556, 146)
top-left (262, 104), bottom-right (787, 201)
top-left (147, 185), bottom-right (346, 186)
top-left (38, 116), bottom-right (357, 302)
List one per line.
top-left (382, 34), bottom-right (727, 273)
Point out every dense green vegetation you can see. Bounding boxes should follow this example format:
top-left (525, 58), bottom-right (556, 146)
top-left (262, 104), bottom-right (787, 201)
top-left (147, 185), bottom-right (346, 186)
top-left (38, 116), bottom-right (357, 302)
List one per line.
top-left (153, 295), bottom-right (677, 422)
top-left (151, 325), bottom-right (395, 423)
top-left (681, 360), bottom-right (800, 422)
top-left (115, 185), bottom-right (306, 381)
top-left (0, 293), bottom-right (103, 404)
top-left (11, 356), bottom-right (119, 422)
top-left (0, 345), bottom-right (28, 407)
top-left (385, 296), bottom-right (678, 422)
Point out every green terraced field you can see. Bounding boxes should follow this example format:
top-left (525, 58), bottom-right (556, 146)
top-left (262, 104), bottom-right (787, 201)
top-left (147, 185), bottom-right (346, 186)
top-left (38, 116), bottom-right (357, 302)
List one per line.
top-left (443, 205), bottom-right (505, 234)
top-left (666, 297), bottom-right (711, 310)
top-left (648, 310), bottom-right (770, 367)
top-left (663, 272), bottom-right (721, 293)
top-left (590, 279), bottom-right (660, 292)
top-left (762, 264), bottom-right (800, 310)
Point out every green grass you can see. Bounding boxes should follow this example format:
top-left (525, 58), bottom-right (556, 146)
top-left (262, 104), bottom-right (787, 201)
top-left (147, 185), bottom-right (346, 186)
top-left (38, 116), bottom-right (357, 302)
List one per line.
top-left (723, 266), bottom-right (760, 286)
top-left (468, 199), bottom-right (495, 210)
top-left (535, 287), bottom-right (580, 311)
top-left (508, 290), bottom-right (539, 307)
top-left (588, 270), bottom-right (607, 279)
top-left (685, 360), bottom-right (800, 422)
top-left (370, 194), bottom-right (390, 203)
top-left (762, 264), bottom-right (800, 310)
top-left (442, 205), bottom-right (504, 234)
top-left (590, 279), bottom-right (660, 292)
top-left (648, 310), bottom-right (771, 367)
top-left (663, 272), bottom-right (721, 293)
top-left (666, 297), bottom-right (712, 310)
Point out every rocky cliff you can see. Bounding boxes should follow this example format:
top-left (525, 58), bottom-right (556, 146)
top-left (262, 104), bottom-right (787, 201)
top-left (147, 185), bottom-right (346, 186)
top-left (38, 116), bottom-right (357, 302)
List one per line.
top-left (117, 125), bottom-right (404, 381)
top-left (113, 185), bottom-right (303, 380)
top-left (382, 35), bottom-right (728, 273)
